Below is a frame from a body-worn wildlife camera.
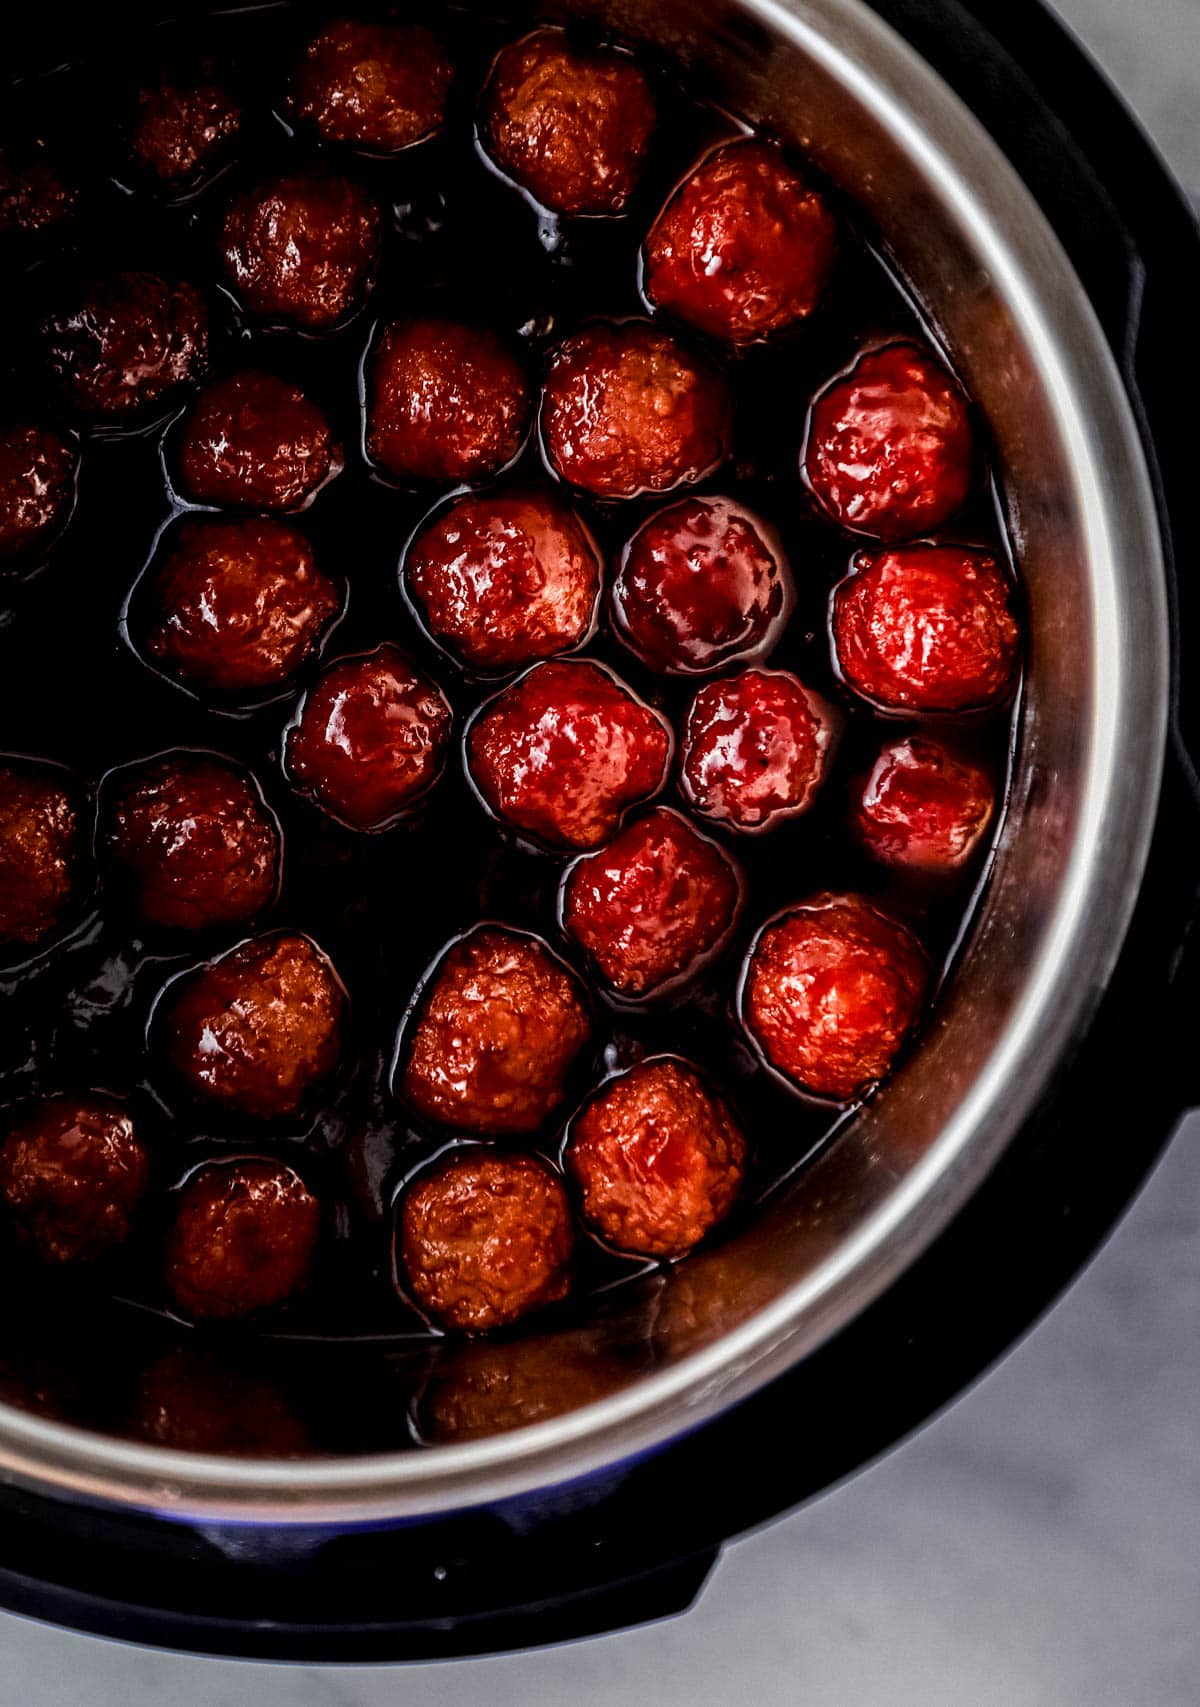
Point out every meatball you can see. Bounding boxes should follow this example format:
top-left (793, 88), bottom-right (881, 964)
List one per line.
top-left (165, 1158), bottom-right (320, 1320)
top-left (831, 543), bottom-right (1020, 712)
top-left (803, 340), bottom-right (973, 541)
top-left (741, 893), bottom-right (928, 1100)
top-left (541, 321), bottom-right (730, 499)
top-left (481, 29), bottom-right (655, 216)
top-left (0, 1094), bottom-right (148, 1264)
top-left (398, 1150), bottom-right (573, 1333)
top-left (176, 370), bottom-right (342, 512)
top-left (43, 272), bottom-right (208, 421)
top-left (221, 172), bottom-right (381, 331)
top-left (0, 144), bottom-right (78, 235)
top-left (0, 423), bottom-right (77, 561)
top-left (366, 319), bottom-right (530, 484)
top-left (417, 1327), bottom-right (633, 1442)
top-left (163, 931), bottom-right (345, 1118)
top-left (143, 516), bottom-right (341, 699)
top-left (565, 1057), bottom-right (746, 1257)
top-left (133, 1346), bottom-right (312, 1456)
top-left (0, 760), bottom-right (81, 949)
top-left (404, 487), bottom-right (601, 671)
top-left (680, 667), bottom-right (838, 832)
top-left (291, 18), bottom-right (452, 152)
top-left (401, 925), bottom-right (591, 1135)
top-left (643, 140), bottom-right (836, 343)
top-left (284, 644), bottom-right (453, 831)
top-left (101, 751), bottom-right (280, 930)
top-left (611, 496), bottom-right (793, 675)
top-left (852, 734), bottom-right (996, 872)
top-left (560, 807), bottom-right (742, 1000)
top-left (130, 67), bottom-right (241, 188)
top-left (466, 659), bottom-right (672, 851)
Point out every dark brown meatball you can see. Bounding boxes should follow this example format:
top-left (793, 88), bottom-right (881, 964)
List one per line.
top-left (133, 1346), bottom-right (313, 1456)
top-left (130, 67), bottom-right (241, 189)
top-left (163, 931), bottom-right (346, 1118)
top-left (0, 760), bottom-right (81, 950)
top-left (221, 172), bottom-right (381, 330)
top-left (0, 144), bottom-right (78, 235)
top-left (0, 1094), bottom-right (148, 1264)
top-left (176, 371), bottom-right (342, 512)
top-left (399, 1151), bottom-right (573, 1333)
top-left (292, 18), bottom-right (452, 152)
top-left (417, 1326), bottom-right (635, 1442)
top-left (101, 751), bottom-right (280, 930)
top-left (43, 272), bottom-right (208, 421)
top-left (165, 1158), bottom-right (320, 1320)
top-left (0, 423), bottom-right (77, 561)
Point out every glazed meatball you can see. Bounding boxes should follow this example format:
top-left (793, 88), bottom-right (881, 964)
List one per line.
top-left (405, 487), bottom-right (601, 671)
top-left (611, 496), bottom-right (793, 675)
top-left (284, 644), bottom-right (453, 831)
top-left (565, 1058), bottom-right (746, 1257)
top-left (43, 272), bottom-right (208, 421)
top-left (101, 751), bottom-right (280, 930)
top-left (0, 424), bottom-right (77, 561)
top-left (401, 925), bottom-right (591, 1135)
top-left (130, 67), bottom-right (241, 188)
top-left (560, 807), bottom-right (742, 1000)
top-left (366, 319), bottom-right (530, 483)
top-left (541, 321), bottom-right (730, 499)
top-left (165, 1158), bottom-right (320, 1319)
top-left (163, 931), bottom-right (345, 1118)
top-left (292, 18), bottom-right (452, 152)
top-left (399, 1151), bottom-right (573, 1333)
top-left (481, 29), bottom-right (655, 216)
top-left (741, 893), bottom-right (928, 1100)
top-left (133, 1346), bottom-right (312, 1456)
top-left (0, 1094), bottom-right (148, 1264)
top-left (0, 760), bottom-right (81, 949)
top-left (0, 144), bottom-right (78, 235)
top-left (832, 543), bottom-right (1019, 711)
top-left (466, 659), bottom-right (671, 851)
top-left (221, 172), bottom-right (381, 330)
top-left (417, 1326), bottom-right (633, 1442)
top-left (803, 340), bottom-right (973, 541)
top-left (852, 734), bottom-right (996, 872)
top-left (680, 667), bottom-right (838, 832)
top-left (144, 516), bottom-right (341, 699)
top-left (643, 140), bottom-right (836, 343)
top-left (176, 371), bottom-right (341, 512)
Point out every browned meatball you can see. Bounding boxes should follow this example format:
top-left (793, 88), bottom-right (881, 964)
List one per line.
top-left (0, 1094), bottom-right (149, 1263)
top-left (417, 1326), bottom-right (636, 1442)
top-left (0, 144), bottom-right (78, 235)
top-left (221, 172), bottom-right (381, 330)
top-left (132, 1346), bottom-right (313, 1456)
top-left (163, 931), bottom-right (346, 1118)
top-left (292, 18), bottom-right (452, 152)
top-left (43, 272), bottom-right (208, 421)
top-left (130, 67), bottom-right (241, 189)
top-left (165, 1158), bottom-right (320, 1320)
top-left (176, 371), bottom-right (342, 512)
top-left (399, 1150), bottom-right (573, 1333)
top-left (0, 759), bottom-right (81, 950)
top-left (0, 423), bottom-right (77, 562)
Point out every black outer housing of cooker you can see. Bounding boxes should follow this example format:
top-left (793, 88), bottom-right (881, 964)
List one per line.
top-left (1, 0), bottom-right (1198, 1661)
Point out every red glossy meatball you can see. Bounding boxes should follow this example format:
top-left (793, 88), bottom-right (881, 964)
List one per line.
top-left (130, 67), bottom-right (241, 188)
top-left (560, 807), bottom-right (742, 999)
top-left (482, 29), bottom-right (655, 216)
top-left (644, 140), bottom-right (836, 343)
top-left (402, 925), bottom-right (591, 1134)
top-left (467, 659), bottom-right (672, 850)
top-left (541, 321), bottom-right (730, 499)
top-left (133, 1346), bottom-right (312, 1456)
top-left (165, 1159), bottom-right (320, 1320)
top-left (163, 931), bottom-right (345, 1118)
top-left (176, 371), bottom-right (342, 512)
top-left (144, 516), bottom-right (341, 698)
top-left (611, 496), bottom-right (793, 675)
top-left (565, 1057), bottom-right (746, 1257)
top-left (0, 1094), bottom-right (148, 1264)
top-left (832, 544), bottom-right (1020, 711)
top-left (43, 272), bottom-right (208, 421)
top-left (0, 761), bottom-right (80, 949)
top-left (680, 667), bottom-right (838, 832)
top-left (0, 145), bottom-right (78, 235)
top-left (852, 734), bottom-right (996, 872)
top-left (284, 644), bottom-right (453, 831)
top-left (366, 319), bottom-right (530, 483)
top-left (221, 172), bottom-right (381, 330)
top-left (292, 18), bottom-right (452, 152)
top-left (0, 424), bottom-right (77, 561)
top-left (803, 340), bottom-right (973, 541)
top-left (399, 1151), bottom-right (573, 1333)
top-left (741, 893), bottom-right (928, 1100)
top-left (405, 487), bottom-right (601, 671)
top-left (102, 751), bottom-right (280, 930)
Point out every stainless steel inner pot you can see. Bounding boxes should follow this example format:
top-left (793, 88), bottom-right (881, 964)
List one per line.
top-left (0, 0), bottom-right (1169, 1523)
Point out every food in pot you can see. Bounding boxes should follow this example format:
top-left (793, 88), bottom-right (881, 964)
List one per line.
top-left (133, 1346), bottom-right (313, 1455)
top-left (0, 423), bottom-right (76, 562)
top-left (42, 272), bottom-right (208, 421)
top-left (220, 172), bottom-right (380, 330)
top-left (416, 1321), bottom-right (638, 1441)
top-left (851, 734), bottom-right (996, 872)
top-left (130, 65), bottom-right (241, 189)
top-left (0, 760), bottom-right (81, 950)
top-left (291, 18), bottom-right (452, 152)
top-left (680, 667), bottom-right (838, 832)
top-left (0, 143), bottom-right (77, 234)
top-left (165, 1158), bottom-right (320, 1319)
top-left (176, 370), bottom-right (341, 512)
top-left (0, 1094), bottom-right (148, 1264)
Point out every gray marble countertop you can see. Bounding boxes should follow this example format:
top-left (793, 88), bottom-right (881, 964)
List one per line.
top-left (3, 2), bottom-right (1198, 1699)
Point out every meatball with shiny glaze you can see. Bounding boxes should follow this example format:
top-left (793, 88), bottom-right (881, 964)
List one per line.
top-left (399, 1151), bottom-right (573, 1333)
top-left (43, 272), bottom-right (208, 421)
top-left (467, 659), bottom-right (672, 851)
top-left (292, 18), bottom-right (452, 152)
top-left (165, 1159), bottom-right (320, 1320)
top-left (0, 760), bottom-right (81, 950)
top-left (852, 734), bottom-right (996, 872)
top-left (401, 925), bottom-right (591, 1135)
top-left (0, 1094), bottom-right (148, 1264)
top-left (0, 145), bottom-right (78, 235)
top-left (176, 371), bottom-right (341, 512)
top-left (284, 645), bottom-right (453, 830)
top-left (0, 424), bottom-right (77, 561)
top-left (741, 893), bottom-right (928, 1100)
top-left (221, 172), bottom-right (380, 330)
top-left (541, 321), bottom-right (730, 499)
top-left (680, 667), bottom-right (838, 832)
top-left (130, 67), bottom-right (240, 188)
